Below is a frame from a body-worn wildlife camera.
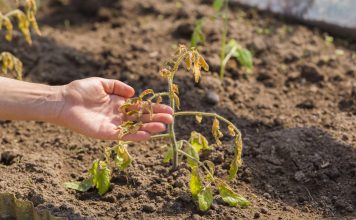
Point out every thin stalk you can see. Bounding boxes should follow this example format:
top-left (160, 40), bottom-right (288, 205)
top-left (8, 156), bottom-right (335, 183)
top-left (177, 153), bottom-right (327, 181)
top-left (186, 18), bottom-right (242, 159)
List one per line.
top-left (177, 148), bottom-right (215, 182)
top-left (219, 0), bottom-right (229, 79)
top-left (148, 92), bottom-right (169, 101)
top-left (174, 111), bottom-right (241, 137)
top-left (168, 79), bottom-right (179, 169)
top-left (151, 133), bottom-right (170, 139)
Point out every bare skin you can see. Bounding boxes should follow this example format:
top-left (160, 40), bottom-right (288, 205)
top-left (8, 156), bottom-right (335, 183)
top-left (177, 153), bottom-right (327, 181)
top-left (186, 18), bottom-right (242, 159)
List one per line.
top-left (0, 77), bottom-right (173, 141)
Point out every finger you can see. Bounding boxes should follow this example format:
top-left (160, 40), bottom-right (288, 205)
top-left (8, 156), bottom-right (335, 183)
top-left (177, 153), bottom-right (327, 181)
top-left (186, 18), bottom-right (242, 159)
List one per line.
top-left (122, 131), bottom-right (151, 141)
top-left (140, 122), bottom-right (166, 134)
top-left (126, 113), bottom-right (173, 124)
top-left (100, 78), bottom-right (135, 98)
top-left (125, 103), bottom-right (173, 114)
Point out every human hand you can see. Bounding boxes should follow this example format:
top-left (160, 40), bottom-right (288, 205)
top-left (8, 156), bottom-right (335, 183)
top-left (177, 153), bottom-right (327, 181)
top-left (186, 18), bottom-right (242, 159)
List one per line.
top-left (55, 77), bottom-right (173, 141)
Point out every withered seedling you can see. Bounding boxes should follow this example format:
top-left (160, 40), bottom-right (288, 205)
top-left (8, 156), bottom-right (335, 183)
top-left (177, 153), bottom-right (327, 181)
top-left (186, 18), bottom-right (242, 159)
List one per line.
top-left (65, 45), bottom-right (250, 211)
top-left (191, 0), bottom-right (253, 79)
top-left (0, 0), bottom-right (41, 79)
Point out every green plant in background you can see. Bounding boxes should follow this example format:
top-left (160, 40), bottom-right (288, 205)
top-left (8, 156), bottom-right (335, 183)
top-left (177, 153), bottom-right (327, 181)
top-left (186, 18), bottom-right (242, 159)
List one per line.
top-left (65, 45), bottom-right (250, 211)
top-left (191, 0), bottom-right (253, 79)
top-left (0, 0), bottom-right (41, 79)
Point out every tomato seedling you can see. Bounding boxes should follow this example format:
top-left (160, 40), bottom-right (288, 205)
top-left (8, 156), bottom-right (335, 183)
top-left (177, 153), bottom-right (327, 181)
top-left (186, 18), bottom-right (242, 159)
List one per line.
top-left (0, 0), bottom-right (41, 79)
top-left (65, 45), bottom-right (250, 211)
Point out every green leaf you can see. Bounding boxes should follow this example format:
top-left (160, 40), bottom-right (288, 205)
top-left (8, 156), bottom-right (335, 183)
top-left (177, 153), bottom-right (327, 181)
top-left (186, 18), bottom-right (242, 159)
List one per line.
top-left (218, 183), bottom-right (250, 207)
top-left (114, 144), bottom-right (132, 171)
top-left (163, 146), bottom-right (173, 163)
top-left (89, 160), bottom-right (99, 184)
top-left (189, 166), bottom-right (203, 198)
top-left (190, 131), bottom-right (210, 153)
top-left (191, 19), bottom-right (205, 47)
top-left (95, 161), bottom-right (111, 195)
top-left (186, 146), bottom-right (200, 168)
top-left (64, 178), bottom-right (92, 192)
top-left (235, 48), bottom-right (253, 70)
top-left (197, 187), bottom-right (214, 211)
top-left (213, 0), bottom-right (224, 12)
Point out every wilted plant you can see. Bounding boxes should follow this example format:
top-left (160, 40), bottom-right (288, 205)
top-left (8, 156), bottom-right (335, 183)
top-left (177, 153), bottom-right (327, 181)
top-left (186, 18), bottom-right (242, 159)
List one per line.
top-left (191, 0), bottom-right (253, 79)
top-left (65, 45), bottom-right (250, 211)
top-left (0, 0), bottom-right (41, 79)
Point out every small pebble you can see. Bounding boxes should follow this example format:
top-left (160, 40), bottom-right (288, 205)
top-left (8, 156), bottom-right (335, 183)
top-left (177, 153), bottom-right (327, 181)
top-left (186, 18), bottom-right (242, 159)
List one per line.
top-left (261, 207), bottom-right (269, 214)
top-left (254, 212), bottom-right (261, 219)
top-left (205, 90), bottom-right (220, 105)
top-left (142, 204), bottom-right (156, 213)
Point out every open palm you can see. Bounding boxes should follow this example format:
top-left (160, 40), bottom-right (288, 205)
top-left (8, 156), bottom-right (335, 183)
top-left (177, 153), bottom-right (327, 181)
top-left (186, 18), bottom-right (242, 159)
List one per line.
top-left (56, 77), bottom-right (173, 141)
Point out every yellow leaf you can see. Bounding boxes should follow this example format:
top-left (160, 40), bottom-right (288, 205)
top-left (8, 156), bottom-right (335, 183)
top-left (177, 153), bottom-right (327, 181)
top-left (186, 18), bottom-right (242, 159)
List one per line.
top-left (193, 62), bottom-right (201, 83)
top-left (228, 125), bottom-right (236, 137)
top-left (171, 83), bottom-right (179, 94)
top-left (195, 113), bottom-right (202, 124)
top-left (3, 16), bottom-right (13, 41)
top-left (198, 55), bottom-right (209, 71)
top-left (156, 95), bottom-right (162, 104)
top-left (159, 68), bottom-right (171, 78)
top-left (173, 93), bottom-right (180, 109)
top-left (184, 53), bottom-right (192, 70)
top-left (189, 166), bottom-right (202, 198)
top-left (139, 89), bottom-right (154, 99)
top-left (212, 118), bottom-right (223, 145)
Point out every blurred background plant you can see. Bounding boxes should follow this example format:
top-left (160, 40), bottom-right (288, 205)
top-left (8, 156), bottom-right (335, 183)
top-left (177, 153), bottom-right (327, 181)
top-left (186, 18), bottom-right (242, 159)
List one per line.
top-left (191, 0), bottom-right (253, 79)
top-left (0, 0), bottom-right (41, 79)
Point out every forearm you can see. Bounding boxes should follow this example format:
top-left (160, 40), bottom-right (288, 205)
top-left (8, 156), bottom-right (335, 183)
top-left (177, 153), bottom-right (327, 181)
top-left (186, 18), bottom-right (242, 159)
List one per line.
top-left (0, 77), bottom-right (64, 123)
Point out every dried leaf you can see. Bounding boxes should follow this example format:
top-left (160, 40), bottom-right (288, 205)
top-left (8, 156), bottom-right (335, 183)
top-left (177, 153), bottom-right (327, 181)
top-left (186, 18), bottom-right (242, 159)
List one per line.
top-left (195, 113), bottom-right (203, 124)
top-left (229, 136), bottom-right (243, 180)
top-left (114, 144), bottom-right (132, 171)
top-left (156, 95), bottom-right (162, 104)
top-left (3, 16), bottom-right (13, 41)
top-left (184, 53), bottom-right (192, 70)
top-left (204, 160), bottom-right (215, 182)
top-left (159, 68), bottom-right (171, 78)
top-left (171, 83), bottom-right (179, 94)
top-left (228, 125), bottom-right (236, 137)
top-left (117, 121), bottom-right (143, 139)
top-left (193, 62), bottom-right (201, 83)
top-left (173, 93), bottom-right (180, 109)
top-left (198, 55), bottom-right (209, 72)
top-left (212, 118), bottom-right (223, 146)
top-left (139, 89), bottom-right (154, 99)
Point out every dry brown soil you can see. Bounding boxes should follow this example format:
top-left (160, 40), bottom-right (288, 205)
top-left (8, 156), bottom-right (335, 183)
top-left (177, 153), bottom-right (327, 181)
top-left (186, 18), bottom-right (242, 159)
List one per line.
top-left (0, 0), bottom-right (355, 219)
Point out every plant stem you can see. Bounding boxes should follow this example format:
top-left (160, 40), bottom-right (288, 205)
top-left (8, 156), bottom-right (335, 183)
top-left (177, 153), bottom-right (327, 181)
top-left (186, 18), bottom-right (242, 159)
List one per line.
top-left (219, 0), bottom-right (229, 79)
top-left (174, 111), bottom-right (241, 137)
top-left (151, 133), bottom-right (170, 139)
top-left (168, 79), bottom-right (179, 169)
top-left (148, 92), bottom-right (169, 101)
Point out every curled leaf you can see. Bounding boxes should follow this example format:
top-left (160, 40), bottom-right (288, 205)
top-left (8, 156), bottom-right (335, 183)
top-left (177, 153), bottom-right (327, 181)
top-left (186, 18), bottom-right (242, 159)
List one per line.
top-left (229, 136), bottom-right (243, 180)
top-left (171, 83), bottom-right (179, 94)
top-left (173, 93), bottom-right (180, 109)
top-left (117, 121), bottom-right (143, 139)
top-left (204, 160), bottom-right (215, 182)
top-left (159, 68), bottom-right (171, 78)
top-left (2, 16), bottom-right (13, 41)
top-left (114, 143), bottom-right (132, 171)
top-left (139, 89), bottom-right (154, 99)
top-left (156, 95), bottom-right (162, 104)
top-left (184, 53), bottom-right (192, 70)
top-left (0, 52), bottom-right (23, 79)
top-left (212, 118), bottom-right (223, 146)
top-left (195, 113), bottom-right (203, 124)
top-left (218, 183), bottom-right (250, 207)
top-left (190, 131), bottom-right (210, 153)
top-left (197, 187), bottom-right (213, 211)
top-left (189, 166), bottom-right (203, 198)
top-left (198, 55), bottom-right (209, 72)
top-left (89, 160), bottom-right (111, 195)
top-left (228, 125), bottom-right (236, 137)
top-left (193, 62), bottom-right (201, 83)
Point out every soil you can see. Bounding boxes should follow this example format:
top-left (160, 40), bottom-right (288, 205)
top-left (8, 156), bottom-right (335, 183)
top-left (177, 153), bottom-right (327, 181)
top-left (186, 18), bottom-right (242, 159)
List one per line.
top-left (1, 0), bottom-right (355, 219)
